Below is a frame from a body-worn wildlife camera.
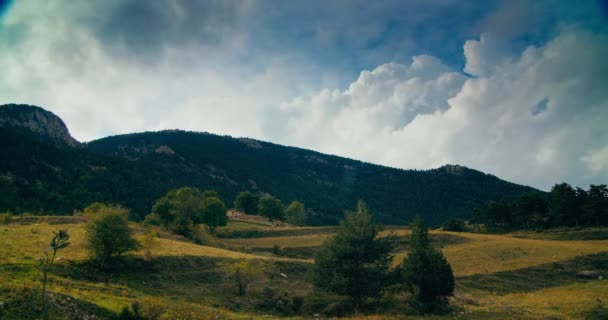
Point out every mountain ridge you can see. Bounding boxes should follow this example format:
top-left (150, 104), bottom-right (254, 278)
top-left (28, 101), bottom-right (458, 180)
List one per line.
top-left (0, 103), bottom-right (538, 224)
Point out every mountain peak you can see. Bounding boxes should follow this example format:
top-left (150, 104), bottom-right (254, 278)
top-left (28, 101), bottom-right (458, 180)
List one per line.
top-left (0, 104), bottom-right (79, 147)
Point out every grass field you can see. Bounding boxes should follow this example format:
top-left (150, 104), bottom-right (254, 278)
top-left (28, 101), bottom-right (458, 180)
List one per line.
top-left (1, 217), bottom-right (607, 319)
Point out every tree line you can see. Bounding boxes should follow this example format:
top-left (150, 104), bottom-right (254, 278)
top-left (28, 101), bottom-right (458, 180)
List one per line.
top-left (471, 183), bottom-right (608, 231)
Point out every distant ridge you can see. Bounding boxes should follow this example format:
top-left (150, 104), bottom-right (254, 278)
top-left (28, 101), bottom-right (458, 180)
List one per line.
top-left (0, 103), bottom-right (537, 224)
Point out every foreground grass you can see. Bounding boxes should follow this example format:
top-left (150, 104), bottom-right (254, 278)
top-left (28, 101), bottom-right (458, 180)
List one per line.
top-left (1, 218), bottom-right (607, 319)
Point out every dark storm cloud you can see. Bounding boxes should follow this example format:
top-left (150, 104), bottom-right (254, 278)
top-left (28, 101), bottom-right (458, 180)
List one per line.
top-left (89, 0), bottom-right (246, 57)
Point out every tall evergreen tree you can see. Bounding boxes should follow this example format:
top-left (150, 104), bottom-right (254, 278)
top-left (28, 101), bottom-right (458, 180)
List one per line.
top-left (400, 215), bottom-right (454, 310)
top-left (313, 200), bottom-right (396, 306)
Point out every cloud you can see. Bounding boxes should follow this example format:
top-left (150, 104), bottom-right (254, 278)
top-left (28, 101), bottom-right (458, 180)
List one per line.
top-left (0, 0), bottom-right (606, 190)
top-left (278, 29), bottom-right (608, 190)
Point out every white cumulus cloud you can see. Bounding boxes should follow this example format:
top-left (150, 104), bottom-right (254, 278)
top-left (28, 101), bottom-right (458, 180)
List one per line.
top-left (277, 29), bottom-right (608, 190)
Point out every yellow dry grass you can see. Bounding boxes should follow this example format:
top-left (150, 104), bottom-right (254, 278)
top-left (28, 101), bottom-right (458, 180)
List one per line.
top-left (477, 281), bottom-right (608, 319)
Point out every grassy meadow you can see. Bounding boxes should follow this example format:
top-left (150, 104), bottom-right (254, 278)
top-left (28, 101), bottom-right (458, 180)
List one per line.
top-left (1, 216), bottom-right (607, 319)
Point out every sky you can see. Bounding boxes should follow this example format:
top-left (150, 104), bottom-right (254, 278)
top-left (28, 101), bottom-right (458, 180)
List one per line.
top-left (0, 0), bottom-right (607, 191)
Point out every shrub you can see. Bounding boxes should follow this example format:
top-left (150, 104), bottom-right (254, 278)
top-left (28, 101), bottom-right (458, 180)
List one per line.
top-left (272, 244), bottom-right (281, 255)
top-left (85, 204), bottom-right (138, 269)
top-left (143, 213), bottom-right (162, 226)
top-left (227, 260), bottom-right (265, 296)
top-left (256, 287), bottom-right (304, 316)
top-left (0, 212), bottom-right (12, 225)
top-left (141, 229), bottom-right (157, 262)
top-left (442, 218), bottom-right (465, 232)
top-left (114, 303), bottom-right (145, 320)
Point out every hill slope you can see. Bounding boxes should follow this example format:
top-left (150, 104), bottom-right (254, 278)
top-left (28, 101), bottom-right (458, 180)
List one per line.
top-left (0, 104), bottom-right (537, 224)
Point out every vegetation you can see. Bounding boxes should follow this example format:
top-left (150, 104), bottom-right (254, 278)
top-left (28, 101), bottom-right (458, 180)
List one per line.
top-left (1, 218), bottom-right (608, 319)
top-left (227, 259), bottom-right (266, 296)
top-left (472, 183), bottom-right (608, 231)
top-left (39, 229), bottom-right (70, 317)
top-left (258, 195), bottom-right (285, 221)
top-left (201, 197), bottom-right (228, 233)
top-left (234, 191), bottom-right (259, 215)
top-left (284, 201), bottom-right (306, 226)
top-left (399, 216), bottom-right (454, 312)
top-left (313, 201), bottom-right (396, 307)
top-left (84, 204), bottom-right (138, 269)
top-left (0, 104), bottom-right (537, 225)
top-left (441, 218), bottom-right (465, 232)
top-left (150, 187), bottom-right (226, 236)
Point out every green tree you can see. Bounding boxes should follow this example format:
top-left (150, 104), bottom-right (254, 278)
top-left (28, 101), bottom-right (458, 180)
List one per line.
top-left (85, 204), bottom-right (138, 269)
top-left (313, 200), bottom-right (395, 306)
top-left (549, 183), bottom-right (581, 227)
top-left (39, 229), bottom-right (70, 317)
top-left (258, 195), bottom-right (285, 221)
top-left (583, 184), bottom-right (608, 226)
top-left (513, 192), bottom-right (549, 229)
top-left (400, 215), bottom-right (454, 310)
top-left (200, 197), bottom-right (228, 233)
top-left (285, 201), bottom-right (306, 226)
top-left (151, 187), bottom-right (207, 236)
top-left (234, 191), bottom-right (259, 215)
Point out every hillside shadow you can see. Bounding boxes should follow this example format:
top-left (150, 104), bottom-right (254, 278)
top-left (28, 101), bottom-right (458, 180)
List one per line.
top-left (53, 254), bottom-right (313, 307)
top-left (458, 252), bottom-right (608, 295)
top-left (0, 285), bottom-right (115, 320)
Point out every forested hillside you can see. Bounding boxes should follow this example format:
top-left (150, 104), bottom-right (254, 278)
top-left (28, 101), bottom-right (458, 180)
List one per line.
top-left (0, 104), bottom-right (537, 224)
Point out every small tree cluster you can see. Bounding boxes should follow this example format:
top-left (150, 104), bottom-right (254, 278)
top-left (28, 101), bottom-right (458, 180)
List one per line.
top-left (234, 191), bottom-right (308, 225)
top-left (472, 183), bottom-right (608, 231)
top-left (150, 187), bottom-right (227, 236)
top-left (84, 203), bottom-right (138, 269)
top-left (313, 203), bottom-right (455, 314)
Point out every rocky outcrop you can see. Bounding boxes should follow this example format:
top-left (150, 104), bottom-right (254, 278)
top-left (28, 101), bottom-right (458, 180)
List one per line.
top-left (0, 104), bottom-right (79, 146)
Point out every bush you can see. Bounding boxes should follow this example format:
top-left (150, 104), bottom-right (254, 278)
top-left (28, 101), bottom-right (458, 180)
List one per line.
top-left (442, 218), bottom-right (465, 232)
top-left (227, 260), bottom-right (265, 296)
top-left (0, 212), bottom-right (12, 225)
top-left (85, 204), bottom-right (139, 269)
top-left (143, 213), bottom-right (162, 226)
top-left (256, 287), bottom-right (304, 316)
top-left (114, 303), bottom-right (145, 320)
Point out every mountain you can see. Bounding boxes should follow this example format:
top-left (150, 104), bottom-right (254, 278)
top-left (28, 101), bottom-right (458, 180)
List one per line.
top-left (0, 104), bottom-right (538, 225)
top-left (0, 104), bottom-right (79, 147)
